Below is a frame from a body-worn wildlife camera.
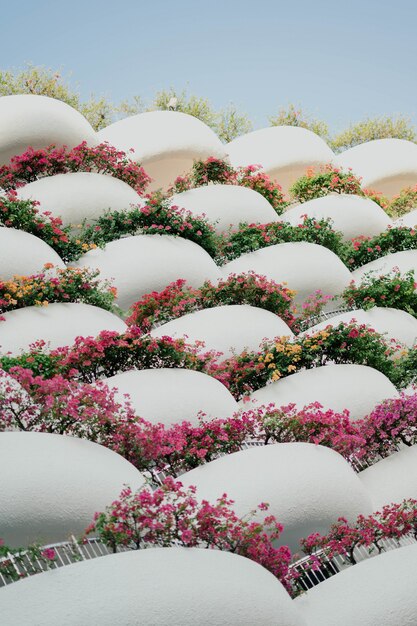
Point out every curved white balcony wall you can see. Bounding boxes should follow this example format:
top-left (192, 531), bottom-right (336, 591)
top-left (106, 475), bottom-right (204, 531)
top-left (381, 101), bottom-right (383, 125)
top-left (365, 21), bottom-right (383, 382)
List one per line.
top-left (17, 172), bottom-right (141, 227)
top-left (74, 234), bottom-right (221, 311)
top-left (360, 445), bottom-right (417, 509)
top-left (395, 209), bottom-right (417, 227)
top-left (0, 432), bottom-right (145, 546)
top-left (170, 184), bottom-right (280, 234)
top-left (352, 250), bottom-right (417, 283)
top-left (180, 443), bottom-right (372, 551)
top-left (336, 139), bottom-right (417, 199)
top-left (0, 95), bottom-right (96, 166)
top-left (0, 548), bottom-right (306, 626)
top-left (282, 194), bottom-right (391, 241)
top-left (244, 365), bottom-right (398, 421)
top-left (98, 110), bottom-right (226, 191)
top-left (150, 305), bottom-right (294, 358)
top-left (303, 307), bottom-right (417, 348)
top-left (0, 227), bottom-right (65, 280)
top-left (222, 242), bottom-right (351, 304)
top-left (296, 544), bottom-right (417, 626)
top-left (226, 126), bottom-right (334, 194)
top-left (0, 303), bottom-right (126, 355)
top-left (104, 368), bottom-right (238, 426)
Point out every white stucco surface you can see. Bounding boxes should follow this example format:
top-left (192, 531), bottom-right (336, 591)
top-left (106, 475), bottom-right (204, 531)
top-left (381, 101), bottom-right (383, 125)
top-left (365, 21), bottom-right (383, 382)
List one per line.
top-left (244, 365), bottom-right (398, 421)
top-left (395, 209), bottom-right (417, 228)
top-left (0, 303), bottom-right (126, 355)
top-left (17, 172), bottom-right (141, 226)
top-left (351, 249), bottom-right (417, 283)
top-left (222, 242), bottom-right (351, 304)
top-left (0, 548), bottom-right (306, 626)
top-left (0, 432), bottom-right (145, 546)
top-left (98, 110), bottom-right (226, 191)
top-left (226, 126), bottom-right (334, 193)
top-left (180, 443), bottom-right (372, 551)
top-left (170, 184), bottom-right (280, 234)
top-left (303, 307), bottom-right (417, 348)
top-left (0, 227), bottom-right (65, 279)
top-left (74, 234), bottom-right (221, 311)
top-left (359, 445), bottom-right (417, 509)
top-left (336, 138), bottom-right (417, 198)
top-left (104, 368), bottom-right (238, 426)
top-left (0, 95), bottom-right (96, 165)
top-left (150, 304), bottom-right (294, 358)
top-left (296, 544), bottom-right (417, 626)
top-left (282, 194), bottom-right (391, 241)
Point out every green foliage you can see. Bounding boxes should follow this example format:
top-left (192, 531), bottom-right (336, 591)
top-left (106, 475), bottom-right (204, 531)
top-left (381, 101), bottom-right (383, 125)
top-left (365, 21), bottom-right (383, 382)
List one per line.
top-left (389, 186), bottom-right (417, 217)
top-left (269, 104), bottom-right (329, 141)
top-left (0, 65), bottom-right (113, 130)
top-left (289, 165), bottom-right (363, 203)
top-left (344, 227), bottom-right (417, 270)
top-left (220, 217), bottom-right (345, 262)
top-left (149, 88), bottom-right (252, 142)
top-left (340, 271), bottom-right (417, 317)
top-left (331, 115), bottom-right (417, 153)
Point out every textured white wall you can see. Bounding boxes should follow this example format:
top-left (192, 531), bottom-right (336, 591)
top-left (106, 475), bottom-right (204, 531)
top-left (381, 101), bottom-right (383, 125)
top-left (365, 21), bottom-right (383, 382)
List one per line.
top-left (296, 544), bottom-right (417, 626)
top-left (180, 443), bottom-right (372, 551)
top-left (0, 303), bottom-right (126, 355)
top-left (171, 184), bottom-right (280, 234)
top-left (303, 307), bottom-right (417, 348)
top-left (0, 432), bottom-right (145, 546)
top-left (17, 172), bottom-right (141, 226)
top-left (150, 304), bottom-right (294, 358)
top-left (0, 95), bottom-right (96, 165)
top-left (360, 445), bottom-right (417, 509)
top-left (336, 138), bottom-right (417, 198)
top-left (222, 242), bottom-right (351, 304)
top-left (352, 249), bottom-right (417, 283)
top-left (282, 194), bottom-right (391, 241)
top-left (74, 234), bottom-right (221, 311)
top-left (0, 548), bottom-right (307, 626)
top-left (0, 227), bottom-right (65, 279)
top-left (245, 364), bottom-right (398, 421)
top-left (98, 110), bottom-right (226, 191)
top-left (226, 126), bottom-right (334, 193)
top-left (104, 367), bottom-right (238, 426)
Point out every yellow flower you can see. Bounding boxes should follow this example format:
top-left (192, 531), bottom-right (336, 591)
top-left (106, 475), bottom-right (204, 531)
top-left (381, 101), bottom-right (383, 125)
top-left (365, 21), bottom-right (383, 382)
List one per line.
top-left (288, 365), bottom-right (297, 372)
top-left (271, 370), bottom-right (281, 381)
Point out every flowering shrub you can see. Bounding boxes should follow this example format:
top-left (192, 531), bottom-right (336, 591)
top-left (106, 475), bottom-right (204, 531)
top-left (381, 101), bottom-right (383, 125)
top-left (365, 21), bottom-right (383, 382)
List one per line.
top-left (289, 165), bottom-right (363, 203)
top-left (126, 273), bottom-right (297, 331)
top-left (85, 478), bottom-right (294, 592)
top-left (78, 194), bottom-right (219, 258)
top-left (389, 185), bottom-right (417, 217)
top-left (170, 158), bottom-right (287, 212)
top-left (0, 142), bottom-right (150, 194)
top-left (217, 323), bottom-right (402, 398)
top-left (344, 227), bottom-right (417, 270)
top-left (362, 188), bottom-right (390, 211)
top-left (358, 393), bottom-right (417, 463)
top-left (219, 217), bottom-right (345, 262)
top-left (0, 539), bottom-right (58, 583)
top-left (0, 193), bottom-right (92, 262)
top-left (0, 329), bottom-right (215, 382)
top-left (301, 499), bottom-right (417, 565)
top-left (340, 271), bottom-right (417, 317)
top-left (0, 265), bottom-right (117, 314)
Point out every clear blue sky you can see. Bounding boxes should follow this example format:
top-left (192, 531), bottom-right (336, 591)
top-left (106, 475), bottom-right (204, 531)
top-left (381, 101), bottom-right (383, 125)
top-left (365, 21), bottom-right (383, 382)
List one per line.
top-left (2, 0), bottom-right (417, 132)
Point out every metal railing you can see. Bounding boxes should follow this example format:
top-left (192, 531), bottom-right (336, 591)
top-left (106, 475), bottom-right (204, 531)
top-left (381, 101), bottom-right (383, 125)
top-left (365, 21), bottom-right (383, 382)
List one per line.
top-left (0, 537), bottom-right (129, 588)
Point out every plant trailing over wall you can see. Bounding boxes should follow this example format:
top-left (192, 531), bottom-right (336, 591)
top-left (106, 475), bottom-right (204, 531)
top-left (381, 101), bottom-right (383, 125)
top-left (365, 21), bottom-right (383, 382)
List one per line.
top-left (0, 142), bottom-right (150, 194)
top-left (340, 271), bottom-right (417, 317)
top-left (0, 265), bottom-right (117, 314)
top-left (126, 273), bottom-right (297, 332)
top-left (344, 228), bottom-right (417, 270)
top-left (289, 165), bottom-right (363, 203)
top-left (170, 158), bottom-right (288, 213)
